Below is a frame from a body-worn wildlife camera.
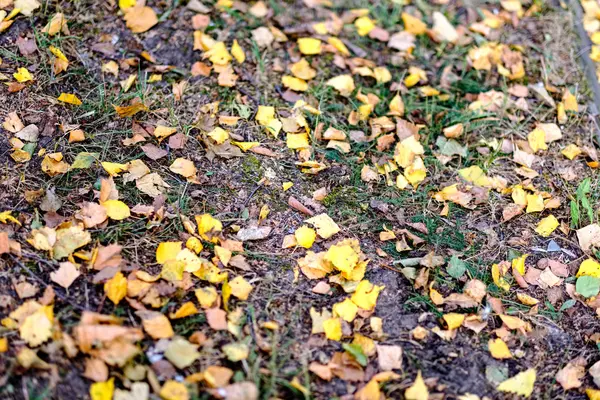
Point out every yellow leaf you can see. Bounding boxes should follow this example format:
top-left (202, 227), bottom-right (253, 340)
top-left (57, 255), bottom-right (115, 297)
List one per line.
top-left (305, 213), bottom-right (341, 239)
top-left (327, 37), bottom-right (350, 56)
top-left (196, 214), bottom-right (223, 242)
top-left (488, 338), bottom-right (512, 359)
top-left (231, 39), bottom-right (245, 63)
top-left (512, 185), bottom-right (527, 206)
top-left (497, 368), bottom-right (536, 397)
top-left (587, 389), bottom-right (600, 400)
top-left (0, 338), bottom-right (7, 353)
top-left (228, 276), bottom-right (253, 300)
top-left (526, 193), bottom-right (544, 213)
top-left (459, 165), bottom-right (490, 187)
top-left (231, 141), bottom-right (259, 151)
top-left (355, 379), bottom-right (380, 400)
top-left (156, 241), bottom-right (182, 264)
top-left (214, 245), bottom-right (232, 266)
top-left (169, 302), bottom-right (198, 319)
top-left (153, 125), bottom-right (177, 141)
top-left (140, 311), bottom-right (174, 339)
top-left (123, 6), bottom-right (158, 34)
top-left (282, 75), bottom-right (308, 92)
top-left (119, 0), bottom-right (136, 11)
top-left (186, 237), bottom-right (203, 254)
top-left (402, 13), bottom-right (427, 35)
top-left (404, 157), bottom-right (427, 187)
top-left (0, 210), bottom-right (21, 226)
top-left (562, 89), bottom-right (578, 112)
top-left (101, 161), bottom-right (128, 176)
top-left (161, 260), bottom-right (185, 281)
top-left (57, 93), bottom-right (82, 105)
top-left (516, 292), bottom-right (539, 306)
top-left (389, 94), bottom-right (404, 116)
top-left (405, 371), bottom-right (428, 400)
top-left (511, 254), bottom-right (527, 276)
top-left (491, 263), bottom-right (510, 291)
top-left (20, 306), bottom-right (53, 347)
top-left (207, 127), bottom-right (229, 144)
top-left (205, 41), bottom-right (232, 66)
top-left (325, 244), bottom-right (358, 274)
top-left (222, 342), bottom-right (249, 361)
top-left (577, 258), bottom-right (600, 278)
top-left (561, 144), bottom-right (582, 160)
top-left (535, 215), bottom-right (559, 237)
top-left (355, 16), bottom-right (375, 36)
top-left (169, 158), bottom-right (197, 178)
top-left (351, 280), bottom-right (384, 311)
top-left (290, 58), bottom-right (317, 80)
top-left (195, 286), bottom-right (218, 308)
top-left (332, 298), bottom-right (358, 322)
top-left (374, 67), bottom-right (391, 84)
top-left (104, 271), bottom-right (127, 305)
top-left (282, 182), bottom-right (294, 191)
top-left (527, 128), bottom-right (547, 152)
top-left (14, 67), bottom-right (33, 83)
top-left (295, 225), bottom-right (317, 249)
top-left (443, 313), bottom-right (464, 330)
top-left (323, 317), bottom-right (342, 341)
top-left (287, 132), bottom-right (310, 149)
top-left (102, 200), bottom-right (130, 220)
top-left (159, 380), bottom-right (189, 400)
top-left (326, 74), bottom-right (355, 96)
top-left (297, 37), bottom-right (322, 55)
top-left (90, 378), bottom-right (115, 400)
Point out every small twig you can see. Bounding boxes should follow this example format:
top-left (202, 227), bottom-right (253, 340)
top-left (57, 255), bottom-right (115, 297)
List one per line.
top-left (10, 255), bottom-right (88, 312)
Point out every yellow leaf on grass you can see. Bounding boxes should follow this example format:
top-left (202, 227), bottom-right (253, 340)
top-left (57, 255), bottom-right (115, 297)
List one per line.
top-left (14, 67), bottom-right (33, 83)
top-left (525, 193), bottom-right (544, 213)
top-left (214, 245), bottom-right (232, 266)
top-left (511, 254), bottom-right (527, 276)
top-left (355, 379), bottom-right (380, 400)
top-left (327, 37), bottom-right (350, 56)
top-left (20, 306), bottom-right (53, 347)
top-left (576, 258), bottom-right (600, 278)
top-left (443, 313), bottom-right (464, 330)
top-left (170, 158), bottom-right (197, 178)
top-left (561, 144), bottom-right (582, 160)
top-left (389, 94), bottom-right (405, 116)
top-left (332, 298), bottom-right (358, 322)
top-left (282, 75), bottom-right (308, 92)
top-left (535, 215), bottom-right (559, 237)
top-left (195, 286), bottom-right (218, 308)
top-left (101, 161), bottom-right (128, 176)
top-left (196, 214), bottom-right (222, 242)
top-left (488, 338), bottom-right (512, 359)
top-left (119, 0), bottom-right (136, 11)
top-left (492, 263), bottom-right (510, 291)
top-left (459, 165), bottom-right (490, 187)
top-left (161, 260), bottom-right (185, 281)
top-left (140, 311), bottom-right (174, 339)
top-left (325, 244), bottom-right (358, 274)
top-left (402, 13), bottom-right (427, 35)
top-left (295, 225), bottom-right (317, 249)
top-left (527, 128), bottom-right (547, 152)
top-left (104, 272), bottom-right (127, 305)
top-left (305, 213), bottom-right (340, 239)
top-left (231, 39), bottom-right (245, 63)
top-left (516, 292), bottom-right (539, 306)
top-left (326, 74), bottom-right (355, 96)
top-left (228, 276), bottom-right (253, 300)
top-left (512, 185), bottom-right (527, 206)
top-left (57, 93), bottom-right (82, 105)
top-left (90, 378), bottom-right (115, 400)
top-left (297, 38), bottom-right (322, 55)
top-left (169, 302), bottom-right (198, 319)
top-left (207, 127), bottom-right (229, 144)
top-left (405, 371), bottom-right (428, 400)
top-left (287, 132), bottom-right (310, 149)
top-left (497, 368), bottom-right (536, 397)
top-left (290, 58), bottom-right (317, 80)
top-left (124, 6), bottom-right (158, 34)
top-left (351, 280), bottom-right (384, 311)
top-left (323, 317), bottom-right (342, 341)
top-left (154, 125), bottom-right (177, 141)
top-left (102, 200), bottom-right (130, 220)
top-left (562, 89), bottom-right (578, 112)
top-left (186, 237), bottom-right (203, 254)
top-left (159, 380), bottom-right (189, 400)
top-left (0, 211), bottom-right (21, 226)
top-left (404, 157), bottom-right (427, 187)
top-left (355, 16), bottom-right (375, 36)
top-left (222, 342), bottom-right (249, 361)
top-left (157, 242), bottom-right (182, 264)
top-left (282, 182), bottom-right (294, 191)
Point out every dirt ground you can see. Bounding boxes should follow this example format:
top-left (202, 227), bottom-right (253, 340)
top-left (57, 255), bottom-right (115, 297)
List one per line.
top-left (1, 0), bottom-right (600, 399)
